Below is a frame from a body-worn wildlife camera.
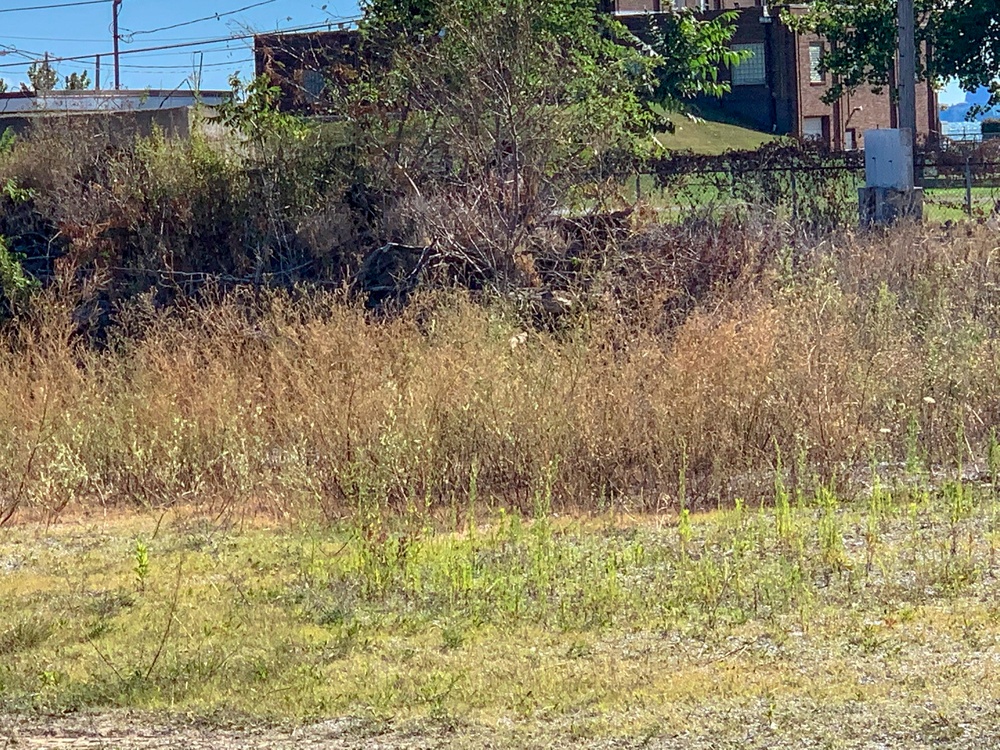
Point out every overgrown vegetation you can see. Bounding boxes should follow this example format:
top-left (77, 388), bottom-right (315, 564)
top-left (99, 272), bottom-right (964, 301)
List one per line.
top-left (1, 1), bottom-right (999, 744)
top-left (1, 221), bottom-right (1000, 522)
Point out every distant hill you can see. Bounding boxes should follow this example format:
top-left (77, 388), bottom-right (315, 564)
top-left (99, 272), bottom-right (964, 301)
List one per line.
top-left (941, 87), bottom-right (998, 123)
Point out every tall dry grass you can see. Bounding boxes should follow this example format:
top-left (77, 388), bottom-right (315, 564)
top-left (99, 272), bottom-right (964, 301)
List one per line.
top-left (2, 221), bottom-right (1000, 520)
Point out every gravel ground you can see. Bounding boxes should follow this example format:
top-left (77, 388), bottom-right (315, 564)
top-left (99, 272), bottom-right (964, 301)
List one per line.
top-left (6, 702), bottom-right (1000, 750)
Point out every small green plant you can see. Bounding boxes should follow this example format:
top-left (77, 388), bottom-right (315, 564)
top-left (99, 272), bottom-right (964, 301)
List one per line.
top-left (0, 235), bottom-right (39, 316)
top-left (864, 475), bottom-right (892, 575)
top-left (904, 412), bottom-right (925, 480)
top-left (133, 539), bottom-right (150, 592)
top-left (0, 127), bottom-right (16, 155)
top-left (1, 178), bottom-right (32, 204)
top-left (677, 507), bottom-right (692, 557)
top-left (988, 428), bottom-right (1000, 496)
top-left (774, 451), bottom-right (793, 546)
top-left (945, 479), bottom-right (974, 558)
top-left (816, 485), bottom-right (846, 575)
top-left (0, 617), bottom-right (52, 655)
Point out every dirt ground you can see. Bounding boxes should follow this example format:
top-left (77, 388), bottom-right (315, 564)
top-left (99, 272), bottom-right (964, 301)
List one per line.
top-left (6, 702), bottom-right (1000, 750)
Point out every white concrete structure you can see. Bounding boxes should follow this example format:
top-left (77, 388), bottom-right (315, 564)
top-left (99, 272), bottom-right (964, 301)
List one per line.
top-left (0, 89), bottom-right (229, 115)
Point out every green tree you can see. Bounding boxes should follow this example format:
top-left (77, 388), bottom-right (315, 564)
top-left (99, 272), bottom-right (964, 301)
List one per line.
top-left (791, 0), bottom-right (1000, 111)
top-left (644, 10), bottom-right (746, 119)
top-left (348, 0), bottom-right (743, 283)
top-left (0, 79), bottom-right (7, 94)
top-left (64, 71), bottom-right (91, 90)
top-left (361, 0), bottom-right (742, 117)
top-left (27, 58), bottom-right (58, 93)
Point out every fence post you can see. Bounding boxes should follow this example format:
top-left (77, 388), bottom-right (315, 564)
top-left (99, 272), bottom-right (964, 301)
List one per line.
top-left (790, 168), bottom-right (798, 221)
top-left (636, 172), bottom-right (642, 202)
top-left (965, 155), bottom-right (973, 216)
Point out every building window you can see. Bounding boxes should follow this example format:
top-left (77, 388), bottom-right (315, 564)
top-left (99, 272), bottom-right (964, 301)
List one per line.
top-left (803, 116), bottom-right (826, 142)
top-left (301, 69), bottom-right (326, 100)
top-left (845, 128), bottom-right (857, 151)
top-left (809, 43), bottom-right (825, 84)
top-left (731, 43), bottom-right (766, 86)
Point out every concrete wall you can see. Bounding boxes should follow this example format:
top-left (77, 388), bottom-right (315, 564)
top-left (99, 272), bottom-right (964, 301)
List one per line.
top-left (0, 107), bottom-right (203, 142)
top-left (0, 90), bottom-right (227, 115)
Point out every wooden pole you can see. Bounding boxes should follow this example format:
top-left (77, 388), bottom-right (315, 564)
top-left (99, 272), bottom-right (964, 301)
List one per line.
top-left (112, 0), bottom-right (122, 90)
top-left (897, 0), bottom-right (917, 149)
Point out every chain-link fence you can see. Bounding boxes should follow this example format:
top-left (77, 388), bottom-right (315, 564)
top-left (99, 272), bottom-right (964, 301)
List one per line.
top-left (631, 140), bottom-right (1000, 226)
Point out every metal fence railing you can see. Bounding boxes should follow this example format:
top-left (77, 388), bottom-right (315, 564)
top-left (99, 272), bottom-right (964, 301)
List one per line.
top-left (630, 142), bottom-right (1000, 225)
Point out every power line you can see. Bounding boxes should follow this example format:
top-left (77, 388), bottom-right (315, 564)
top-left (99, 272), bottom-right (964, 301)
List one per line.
top-left (119, 59), bottom-right (252, 71)
top-left (0, 0), bottom-right (107, 14)
top-left (0, 44), bottom-right (46, 60)
top-left (0, 19), bottom-right (359, 69)
top-left (2, 41), bottom-right (242, 66)
top-left (1, 35), bottom-right (108, 42)
top-left (121, 0), bottom-right (278, 40)
top-left (116, 44), bottom-right (249, 59)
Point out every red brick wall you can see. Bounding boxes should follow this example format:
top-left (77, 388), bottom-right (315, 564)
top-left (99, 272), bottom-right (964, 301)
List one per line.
top-left (795, 31), bottom-right (939, 148)
top-left (609, 5), bottom-right (943, 149)
top-left (613, 0), bottom-right (663, 11)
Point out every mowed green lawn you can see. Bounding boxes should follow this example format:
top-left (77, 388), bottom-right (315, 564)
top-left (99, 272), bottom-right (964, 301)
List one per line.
top-left (656, 116), bottom-right (777, 154)
top-left (3, 476), bottom-right (1000, 747)
top-left (923, 186), bottom-right (1000, 222)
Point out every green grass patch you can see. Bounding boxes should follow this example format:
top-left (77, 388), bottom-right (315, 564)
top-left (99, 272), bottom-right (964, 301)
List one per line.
top-left (657, 117), bottom-right (777, 154)
top-left (3, 478), bottom-right (1000, 743)
top-left (923, 185), bottom-right (1000, 222)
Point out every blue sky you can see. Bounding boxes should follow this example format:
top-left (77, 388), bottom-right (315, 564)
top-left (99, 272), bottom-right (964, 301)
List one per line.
top-left (0, 0), bottom-right (360, 92)
top-left (939, 80), bottom-right (966, 108)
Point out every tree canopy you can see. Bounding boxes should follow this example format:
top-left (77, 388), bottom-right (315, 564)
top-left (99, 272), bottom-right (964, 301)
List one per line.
top-left (64, 71), bottom-right (91, 91)
top-left (357, 0), bottom-right (744, 132)
top-left (26, 59), bottom-right (58, 93)
top-left (346, 0), bottom-right (745, 284)
top-left (792, 0), bottom-right (1000, 112)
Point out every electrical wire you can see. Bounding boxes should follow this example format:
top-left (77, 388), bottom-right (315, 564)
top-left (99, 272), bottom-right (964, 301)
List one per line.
top-left (0, 0), bottom-right (107, 14)
top-left (120, 0), bottom-right (279, 41)
top-left (119, 59), bottom-right (252, 71)
top-left (0, 44), bottom-right (46, 59)
top-left (0, 19), bottom-right (357, 70)
top-left (1, 35), bottom-right (109, 42)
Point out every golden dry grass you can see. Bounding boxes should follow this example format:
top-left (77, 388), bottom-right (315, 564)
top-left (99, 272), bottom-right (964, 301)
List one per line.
top-left (1, 221), bottom-right (1000, 522)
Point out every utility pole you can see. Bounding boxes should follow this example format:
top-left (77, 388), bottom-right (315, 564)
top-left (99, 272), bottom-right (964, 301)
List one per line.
top-left (897, 0), bottom-right (917, 147)
top-left (859, 0), bottom-right (922, 225)
top-left (112, 0), bottom-right (122, 90)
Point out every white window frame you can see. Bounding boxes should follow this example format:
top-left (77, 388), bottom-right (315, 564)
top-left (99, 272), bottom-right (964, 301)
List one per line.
top-left (809, 43), bottom-right (825, 84)
top-left (803, 117), bottom-right (825, 141)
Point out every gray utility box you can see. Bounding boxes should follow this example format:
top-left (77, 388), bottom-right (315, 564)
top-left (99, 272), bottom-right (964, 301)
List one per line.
top-left (858, 128), bottom-right (923, 224)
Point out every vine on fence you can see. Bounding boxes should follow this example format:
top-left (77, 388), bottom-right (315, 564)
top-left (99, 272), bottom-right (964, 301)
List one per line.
top-left (645, 140), bottom-right (865, 230)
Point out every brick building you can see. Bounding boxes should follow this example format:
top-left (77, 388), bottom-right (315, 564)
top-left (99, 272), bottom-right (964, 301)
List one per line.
top-left (254, 3), bottom-right (941, 150)
top-left (607, 0), bottom-right (941, 149)
top-left (254, 29), bottom-right (358, 114)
